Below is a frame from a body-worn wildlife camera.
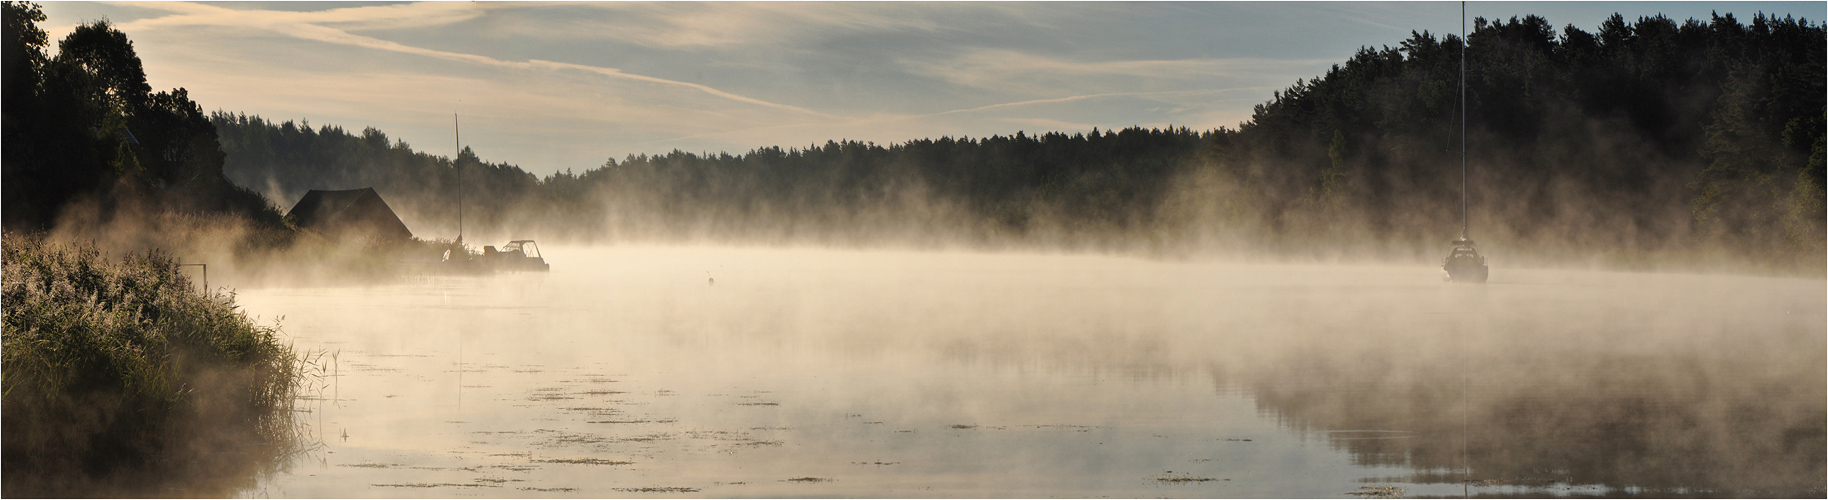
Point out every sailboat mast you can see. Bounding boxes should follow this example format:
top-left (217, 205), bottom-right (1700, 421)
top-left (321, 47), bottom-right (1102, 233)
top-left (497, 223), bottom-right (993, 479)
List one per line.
top-left (455, 113), bottom-right (464, 244)
top-left (1460, 1), bottom-right (1469, 240)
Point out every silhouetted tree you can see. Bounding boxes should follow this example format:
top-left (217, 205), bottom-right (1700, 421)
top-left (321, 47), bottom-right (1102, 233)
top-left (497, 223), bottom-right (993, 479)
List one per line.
top-left (2, 3), bottom-right (280, 230)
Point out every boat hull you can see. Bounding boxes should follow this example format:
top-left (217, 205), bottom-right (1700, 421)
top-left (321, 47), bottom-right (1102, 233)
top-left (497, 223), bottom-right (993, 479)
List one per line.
top-left (1444, 258), bottom-right (1488, 283)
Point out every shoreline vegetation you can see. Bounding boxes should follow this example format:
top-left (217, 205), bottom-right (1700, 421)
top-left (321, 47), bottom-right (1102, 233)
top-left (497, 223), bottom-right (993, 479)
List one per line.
top-left (0, 233), bottom-right (308, 497)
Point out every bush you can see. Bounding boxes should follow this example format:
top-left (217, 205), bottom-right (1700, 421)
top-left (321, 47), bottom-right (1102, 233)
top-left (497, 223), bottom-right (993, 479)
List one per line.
top-left (1, 232), bottom-right (304, 496)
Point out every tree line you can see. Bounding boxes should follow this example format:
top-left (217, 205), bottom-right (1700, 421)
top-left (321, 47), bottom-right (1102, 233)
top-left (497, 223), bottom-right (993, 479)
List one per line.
top-left (6, 0), bottom-right (1822, 271)
top-left (1201, 12), bottom-right (1823, 267)
top-left (211, 11), bottom-right (1824, 269)
top-left (213, 112), bottom-right (1212, 248)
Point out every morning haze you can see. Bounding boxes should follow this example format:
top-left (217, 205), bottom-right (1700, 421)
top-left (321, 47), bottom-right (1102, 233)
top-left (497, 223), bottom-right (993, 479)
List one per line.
top-left (3, 1), bottom-right (1823, 498)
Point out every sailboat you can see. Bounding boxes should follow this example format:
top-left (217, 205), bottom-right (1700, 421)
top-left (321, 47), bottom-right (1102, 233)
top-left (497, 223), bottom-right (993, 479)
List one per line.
top-left (442, 114), bottom-right (551, 274)
top-left (1443, 2), bottom-right (1489, 283)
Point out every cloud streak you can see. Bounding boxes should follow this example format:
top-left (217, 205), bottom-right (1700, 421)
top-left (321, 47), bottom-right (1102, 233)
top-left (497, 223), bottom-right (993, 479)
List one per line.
top-left (116, 2), bottom-right (826, 116)
top-left (532, 2), bottom-right (1000, 49)
top-left (924, 88), bottom-right (1272, 118)
top-left (904, 49), bottom-right (1336, 98)
top-left (101, 1), bottom-right (1268, 164)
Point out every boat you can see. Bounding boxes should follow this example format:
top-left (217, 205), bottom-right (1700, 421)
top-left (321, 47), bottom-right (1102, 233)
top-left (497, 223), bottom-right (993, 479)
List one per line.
top-left (481, 240), bottom-right (550, 272)
top-left (1443, 237), bottom-right (1487, 282)
top-left (403, 115), bottom-right (551, 275)
top-left (1443, 2), bottom-right (1489, 284)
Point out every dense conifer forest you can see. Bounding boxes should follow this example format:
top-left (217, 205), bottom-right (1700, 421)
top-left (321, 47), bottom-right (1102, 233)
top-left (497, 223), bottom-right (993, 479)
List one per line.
top-left (213, 113), bottom-right (1213, 248)
top-left (5, 0), bottom-right (1822, 271)
top-left (214, 12), bottom-right (1824, 269)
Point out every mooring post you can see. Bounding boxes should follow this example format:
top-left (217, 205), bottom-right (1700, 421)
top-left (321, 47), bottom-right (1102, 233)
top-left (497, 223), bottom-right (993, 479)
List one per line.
top-left (180, 263), bottom-right (207, 295)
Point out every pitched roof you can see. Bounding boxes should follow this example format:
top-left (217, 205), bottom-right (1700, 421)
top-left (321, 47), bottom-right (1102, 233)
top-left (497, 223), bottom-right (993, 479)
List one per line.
top-left (287, 188), bottom-right (413, 241)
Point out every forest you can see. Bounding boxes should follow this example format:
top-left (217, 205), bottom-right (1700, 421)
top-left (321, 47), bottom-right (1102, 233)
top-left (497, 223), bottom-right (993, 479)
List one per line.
top-left (211, 12), bottom-right (1824, 270)
top-left (2, 3), bottom-right (280, 231)
top-left (4, 1), bottom-right (1822, 272)
top-left (213, 113), bottom-right (1212, 250)
top-left (2, 5), bottom-right (301, 495)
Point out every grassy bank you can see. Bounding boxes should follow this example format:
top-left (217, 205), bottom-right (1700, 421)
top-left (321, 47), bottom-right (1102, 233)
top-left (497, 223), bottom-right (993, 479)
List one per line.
top-left (1, 232), bottom-right (306, 497)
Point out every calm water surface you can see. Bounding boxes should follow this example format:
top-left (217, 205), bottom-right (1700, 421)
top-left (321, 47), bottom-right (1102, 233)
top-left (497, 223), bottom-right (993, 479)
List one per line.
top-left (231, 246), bottom-right (1825, 498)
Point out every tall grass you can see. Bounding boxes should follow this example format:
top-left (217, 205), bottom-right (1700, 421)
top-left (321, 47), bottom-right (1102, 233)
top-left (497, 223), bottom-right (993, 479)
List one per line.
top-left (2, 232), bottom-right (306, 496)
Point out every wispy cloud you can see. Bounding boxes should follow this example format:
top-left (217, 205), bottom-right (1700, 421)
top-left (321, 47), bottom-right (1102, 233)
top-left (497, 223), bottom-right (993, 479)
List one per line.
top-left (536, 2), bottom-right (998, 49)
top-left (648, 87), bottom-right (1268, 149)
top-left (904, 49), bottom-right (1333, 98)
top-left (997, 117), bottom-right (1097, 132)
top-left (923, 89), bottom-right (1262, 117)
top-left (117, 1), bottom-right (486, 31)
top-left (115, 2), bottom-right (822, 116)
top-left (526, 59), bottom-right (830, 117)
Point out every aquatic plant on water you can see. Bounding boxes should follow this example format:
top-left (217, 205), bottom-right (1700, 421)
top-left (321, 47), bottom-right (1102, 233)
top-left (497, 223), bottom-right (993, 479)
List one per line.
top-left (1, 232), bottom-right (307, 496)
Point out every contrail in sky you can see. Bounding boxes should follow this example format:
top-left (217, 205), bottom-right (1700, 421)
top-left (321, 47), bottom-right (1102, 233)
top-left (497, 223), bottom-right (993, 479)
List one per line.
top-left (117, 1), bottom-right (831, 118)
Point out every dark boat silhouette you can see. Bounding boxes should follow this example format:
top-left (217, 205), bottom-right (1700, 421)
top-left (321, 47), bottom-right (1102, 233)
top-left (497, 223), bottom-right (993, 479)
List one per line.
top-left (1443, 237), bottom-right (1487, 283)
top-left (481, 240), bottom-right (550, 272)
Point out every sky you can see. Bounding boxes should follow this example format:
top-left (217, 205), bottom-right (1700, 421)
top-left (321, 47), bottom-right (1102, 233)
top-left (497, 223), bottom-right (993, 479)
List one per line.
top-left (37, 1), bottom-right (1827, 178)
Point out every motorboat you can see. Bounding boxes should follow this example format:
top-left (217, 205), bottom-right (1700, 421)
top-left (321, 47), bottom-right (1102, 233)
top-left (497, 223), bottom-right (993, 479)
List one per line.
top-left (481, 240), bottom-right (549, 272)
top-left (1442, 237), bottom-right (1487, 283)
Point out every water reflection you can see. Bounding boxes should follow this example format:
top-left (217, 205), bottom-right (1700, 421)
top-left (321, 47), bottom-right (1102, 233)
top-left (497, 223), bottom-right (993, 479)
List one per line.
top-left (1, 395), bottom-right (317, 498)
top-left (226, 246), bottom-right (1822, 497)
top-left (1231, 270), bottom-right (1825, 496)
top-left (1249, 352), bottom-right (1825, 496)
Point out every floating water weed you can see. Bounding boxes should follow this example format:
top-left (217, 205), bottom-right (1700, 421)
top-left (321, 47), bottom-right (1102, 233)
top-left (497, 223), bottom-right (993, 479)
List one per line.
top-left (533, 458), bottom-right (635, 465)
top-left (1154, 473), bottom-right (1218, 483)
top-left (1348, 485), bottom-right (1405, 498)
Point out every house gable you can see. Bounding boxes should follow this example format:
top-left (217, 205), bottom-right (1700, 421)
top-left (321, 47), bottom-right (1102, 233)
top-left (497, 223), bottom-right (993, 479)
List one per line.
top-left (287, 188), bottom-right (413, 242)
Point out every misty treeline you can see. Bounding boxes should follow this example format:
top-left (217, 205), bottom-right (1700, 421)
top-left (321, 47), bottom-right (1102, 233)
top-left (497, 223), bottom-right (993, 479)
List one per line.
top-left (1216, 12), bottom-right (1825, 269)
top-left (215, 112), bottom-right (1206, 249)
top-left (1, 2), bottom-right (282, 232)
top-left (5, 0), bottom-right (1822, 273)
top-left (215, 12), bottom-right (1824, 271)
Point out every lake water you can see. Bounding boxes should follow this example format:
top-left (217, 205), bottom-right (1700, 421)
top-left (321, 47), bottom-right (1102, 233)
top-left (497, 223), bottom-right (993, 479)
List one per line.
top-left (229, 245), bottom-right (1825, 498)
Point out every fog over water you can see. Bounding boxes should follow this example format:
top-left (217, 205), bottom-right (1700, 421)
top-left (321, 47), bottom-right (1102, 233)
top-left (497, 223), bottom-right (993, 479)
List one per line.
top-left (228, 245), bottom-right (1824, 497)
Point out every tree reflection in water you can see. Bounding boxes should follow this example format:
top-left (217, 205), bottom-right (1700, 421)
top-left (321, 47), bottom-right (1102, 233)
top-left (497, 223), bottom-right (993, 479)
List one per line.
top-left (1242, 333), bottom-right (1825, 496)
